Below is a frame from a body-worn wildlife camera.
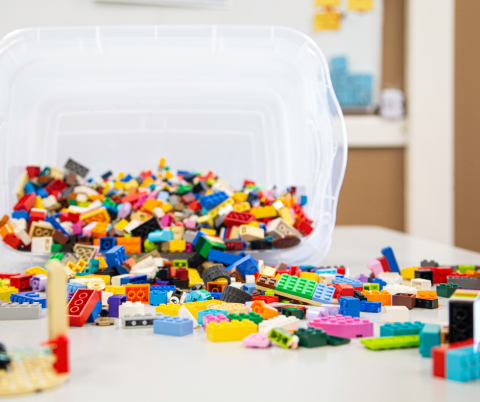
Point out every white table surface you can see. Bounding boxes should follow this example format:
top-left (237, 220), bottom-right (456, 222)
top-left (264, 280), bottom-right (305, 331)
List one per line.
top-left (2, 226), bottom-right (480, 402)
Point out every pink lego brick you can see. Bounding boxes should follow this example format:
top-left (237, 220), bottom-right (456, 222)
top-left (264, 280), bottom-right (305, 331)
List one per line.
top-left (242, 333), bottom-right (271, 348)
top-left (82, 222), bottom-right (97, 237)
top-left (367, 259), bottom-right (384, 277)
top-left (183, 219), bottom-right (196, 230)
top-left (308, 315), bottom-right (373, 338)
top-left (203, 313), bottom-right (229, 330)
top-left (135, 193), bottom-right (149, 208)
top-left (160, 214), bottom-right (173, 228)
top-left (185, 243), bottom-right (193, 252)
top-left (119, 203), bottom-right (132, 219)
top-left (72, 220), bottom-right (83, 236)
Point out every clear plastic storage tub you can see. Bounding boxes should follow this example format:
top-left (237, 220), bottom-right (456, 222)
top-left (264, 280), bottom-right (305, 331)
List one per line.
top-left (0, 25), bottom-right (347, 271)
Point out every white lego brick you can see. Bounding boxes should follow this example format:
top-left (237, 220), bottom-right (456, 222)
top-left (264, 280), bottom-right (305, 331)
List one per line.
top-left (218, 203), bottom-right (234, 216)
top-left (259, 315), bottom-right (300, 336)
top-left (229, 282), bottom-right (243, 290)
top-left (88, 281), bottom-right (106, 291)
top-left (0, 302), bottom-right (42, 320)
top-left (119, 301), bottom-right (146, 318)
top-left (319, 274), bottom-right (336, 285)
top-left (13, 226), bottom-right (31, 246)
top-left (102, 291), bottom-right (114, 305)
top-left (60, 221), bottom-right (73, 235)
top-left (42, 195), bottom-right (59, 209)
top-left (378, 272), bottom-right (403, 284)
top-left (10, 218), bottom-right (27, 231)
top-left (71, 277), bottom-right (104, 286)
top-left (73, 185), bottom-right (99, 196)
top-left (411, 278), bottom-right (432, 291)
top-left (131, 257), bottom-right (156, 272)
top-left (178, 305), bottom-right (198, 327)
top-left (384, 306), bottom-right (409, 323)
top-left (111, 274), bottom-right (131, 287)
top-left (124, 219), bottom-right (141, 234)
top-left (266, 217), bottom-right (301, 238)
top-left (153, 258), bottom-right (166, 268)
top-left (257, 260), bottom-right (265, 273)
top-left (31, 237), bottom-right (53, 253)
top-left (152, 207), bottom-right (165, 219)
top-left (76, 193), bottom-right (88, 203)
top-left (245, 275), bottom-right (256, 283)
top-left (239, 225), bottom-right (264, 241)
top-left (384, 284), bottom-right (417, 295)
top-left (68, 199), bottom-right (103, 214)
top-left (130, 267), bottom-right (157, 280)
top-left (273, 200), bottom-right (285, 211)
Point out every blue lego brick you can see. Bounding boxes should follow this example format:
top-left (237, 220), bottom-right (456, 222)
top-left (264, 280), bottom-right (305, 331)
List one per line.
top-left (242, 283), bottom-right (256, 295)
top-left (153, 315), bottom-right (194, 337)
top-left (208, 249), bottom-right (243, 266)
top-left (86, 300), bottom-right (102, 323)
top-left (446, 346), bottom-right (480, 382)
top-left (185, 290), bottom-right (208, 303)
top-left (197, 308), bottom-right (228, 325)
top-left (120, 275), bottom-right (148, 285)
top-left (120, 174), bottom-right (133, 182)
top-left (360, 300), bottom-right (382, 313)
top-left (36, 187), bottom-right (48, 198)
top-left (226, 255), bottom-right (258, 276)
top-left (105, 245), bottom-right (127, 268)
top-left (148, 230), bottom-right (173, 243)
top-left (66, 282), bottom-right (88, 294)
top-left (299, 195), bottom-right (307, 206)
top-left (316, 268), bottom-right (337, 275)
top-left (333, 277), bottom-right (363, 288)
top-left (24, 182), bottom-right (36, 194)
top-left (149, 290), bottom-right (168, 306)
top-left (114, 265), bottom-right (129, 275)
top-left (99, 237), bottom-right (116, 253)
top-left (199, 191), bottom-right (228, 211)
top-left (311, 283), bottom-right (335, 304)
top-left (419, 324), bottom-right (441, 358)
top-left (339, 296), bottom-right (360, 318)
top-left (107, 294), bottom-right (126, 318)
top-left (299, 265), bottom-right (316, 272)
top-left (372, 278), bottom-right (387, 291)
top-left (153, 285), bottom-right (176, 293)
top-left (210, 292), bottom-right (223, 300)
top-left (12, 210), bottom-right (29, 221)
top-left (46, 215), bottom-right (69, 236)
top-left (381, 247), bottom-right (400, 274)
top-left (10, 292), bottom-right (47, 308)
top-left (104, 205), bottom-right (118, 220)
top-left (380, 321), bottom-right (425, 337)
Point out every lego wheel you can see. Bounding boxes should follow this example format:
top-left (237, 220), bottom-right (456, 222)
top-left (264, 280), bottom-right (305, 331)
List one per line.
top-left (202, 265), bottom-right (231, 285)
top-left (220, 285), bottom-right (252, 303)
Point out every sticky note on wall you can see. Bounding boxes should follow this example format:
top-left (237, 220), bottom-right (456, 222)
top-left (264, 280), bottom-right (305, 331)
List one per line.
top-left (314, 12), bottom-right (341, 31)
top-left (349, 0), bottom-right (374, 11)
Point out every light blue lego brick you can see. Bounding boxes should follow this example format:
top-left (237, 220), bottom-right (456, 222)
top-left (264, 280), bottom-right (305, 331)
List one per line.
top-left (339, 296), bottom-right (360, 318)
top-left (157, 191), bottom-right (170, 203)
top-left (360, 300), bottom-right (382, 313)
top-left (153, 315), bottom-right (193, 337)
top-left (332, 277), bottom-right (363, 288)
top-left (208, 249), bottom-right (243, 266)
top-left (197, 308), bottom-right (228, 325)
top-left (311, 283), bottom-right (335, 304)
top-left (148, 230), bottom-right (173, 242)
top-left (446, 346), bottom-right (480, 382)
top-left (149, 290), bottom-right (168, 306)
top-left (242, 283), bottom-right (256, 295)
top-left (185, 290), bottom-right (208, 303)
top-left (380, 322), bottom-right (425, 337)
top-left (10, 292), bottom-right (47, 308)
top-left (66, 282), bottom-right (88, 294)
top-left (419, 324), bottom-right (441, 358)
top-left (331, 56), bottom-right (348, 72)
top-left (381, 247), bottom-right (400, 273)
top-left (316, 268), bottom-right (337, 275)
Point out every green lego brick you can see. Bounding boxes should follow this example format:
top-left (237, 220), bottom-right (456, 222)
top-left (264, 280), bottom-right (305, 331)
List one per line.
top-left (437, 283), bottom-right (460, 298)
top-left (177, 184), bottom-right (193, 195)
top-left (327, 335), bottom-right (351, 346)
top-left (199, 289), bottom-right (212, 300)
top-left (68, 199), bottom-right (77, 206)
top-left (50, 244), bottom-right (62, 252)
top-left (294, 328), bottom-right (328, 348)
top-left (194, 236), bottom-right (227, 259)
top-left (458, 265), bottom-right (475, 273)
top-left (361, 335), bottom-right (420, 351)
top-left (103, 197), bottom-right (116, 208)
top-left (227, 312), bottom-right (264, 325)
top-left (143, 240), bottom-right (159, 253)
top-left (282, 307), bottom-right (304, 319)
top-left (173, 260), bottom-right (188, 268)
top-left (363, 283), bottom-right (380, 291)
top-left (265, 290), bottom-right (275, 297)
top-left (268, 327), bottom-right (298, 349)
top-left (275, 274), bottom-right (317, 300)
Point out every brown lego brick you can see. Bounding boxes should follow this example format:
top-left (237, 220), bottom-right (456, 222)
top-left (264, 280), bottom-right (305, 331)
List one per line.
top-left (392, 293), bottom-right (417, 309)
top-left (52, 230), bottom-right (69, 245)
top-left (256, 275), bottom-right (278, 290)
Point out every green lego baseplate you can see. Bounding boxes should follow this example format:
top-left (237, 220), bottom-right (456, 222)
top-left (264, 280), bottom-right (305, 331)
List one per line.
top-left (275, 274), bottom-right (317, 300)
top-left (361, 335), bottom-right (420, 351)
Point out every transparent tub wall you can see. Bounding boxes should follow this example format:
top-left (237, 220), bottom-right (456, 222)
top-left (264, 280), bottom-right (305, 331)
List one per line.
top-left (0, 26), bottom-right (347, 271)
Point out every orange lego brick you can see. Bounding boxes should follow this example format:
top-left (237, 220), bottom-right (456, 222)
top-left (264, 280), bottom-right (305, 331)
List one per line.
top-left (92, 222), bottom-right (109, 238)
top-left (93, 238), bottom-right (100, 246)
top-left (89, 195), bottom-right (105, 202)
top-left (141, 199), bottom-right (163, 214)
top-left (80, 207), bottom-right (111, 224)
top-left (125, 284), bottom-right (150, 303)
top-left (416, 290), bottom-right (438, 300)
top-left (116, 237), bottom-right (142, 253)
top-left (363, 290), bottom-right (392, 306)
top-left (250, 300), bottom-right (279, 319)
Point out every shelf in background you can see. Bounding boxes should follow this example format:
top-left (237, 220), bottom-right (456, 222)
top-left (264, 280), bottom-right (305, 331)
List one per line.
top-left (345, 115), bottom-right (407, 148)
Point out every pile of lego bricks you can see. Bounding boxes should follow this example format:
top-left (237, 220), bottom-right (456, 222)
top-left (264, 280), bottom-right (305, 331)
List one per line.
top-left (0, 158), bottom-right (314, 256)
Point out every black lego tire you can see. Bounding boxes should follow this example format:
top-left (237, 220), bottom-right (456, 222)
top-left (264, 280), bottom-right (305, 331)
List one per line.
top-left (220, 285), bottom-right (252, 303)
top-left (202, 264), bottom-right (231, 285)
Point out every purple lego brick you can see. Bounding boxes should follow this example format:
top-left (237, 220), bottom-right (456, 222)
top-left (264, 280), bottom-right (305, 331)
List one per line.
top-left (155, 280), bottom-right (170, 286)
top-left (309, 315), bottom-right (374, 338)
top-left (243, 333), bottom-right (271, 348)
top-left (306, 305), bottom-right (340, 321)
top-left (355, 274), bottom-right (369, 284)
top-left (107, 294), bottom-right (127, 318)
top-left (30, 274), bottom-right (47, 292)
top-left (203, 313), bottom-right (229, 330)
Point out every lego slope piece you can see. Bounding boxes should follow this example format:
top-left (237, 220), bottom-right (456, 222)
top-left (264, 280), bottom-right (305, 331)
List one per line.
top-left (309, 315), bottom-right (373, 338)
top-left (0, 303), bottom-right (42, 320)
top-left (361, 335), bottom-right (420, 351)
top-left (243, 333), bottom-right (271, 348)
top-left (207, 320), bottom-right (257, 342)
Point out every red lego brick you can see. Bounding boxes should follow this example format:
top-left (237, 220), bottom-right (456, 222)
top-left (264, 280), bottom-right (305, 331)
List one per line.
top-left (26, 166), bottom-right (41, 178)
top-left (0, 273), bottom-right (21, 279)
top-left (225, 241), bottom-right (245, 251)
top-left (252, 295), bottom-right (279, 304)
top-left (335, 283), bottom-right (354, 300)
top-left (119, 192), bottom-right (147, 204)
top-left (243, 180), bottom-right (255, 187)
top-left (224, 211), bottom-right (256, 227)
top-left (188, 201), bottom-right (202, 212)
top-left (176, 268), bottom-right (189, 281)
top-left (44, 334), bottom-right (69, 374)
top-left (13, 193), bottom-right (36, 212)
top-left (44, 179), bottom-right (67, 197)
top-left (60, 211), bottom-right (81, 223)
top-left (125, 284), bottom-right (150, 304)
top-left (448, 272), bottom-right (467, 277)
top-left (140, 170), bottom-right (152, 179)
top-left (432, 339), bottom-right (474, 378)
top-left (10, 274), bottom-right (33, 292)
top-left (3, 233), bottom-right (22, 249)
top-left (417, 267), bottom-right (453, 283)
top-left (295, 220), bottom-right (314, 236)
top-left (378, 256), bottom-right (391, 272)
top-left (29, 209), bottom-right (47, 224)
top-left (336, 266), bottom-right (347, 276)
top-left (292, 204), bottom-right (313, 225)
top-left (288, 266), bottom-right (302, 277)
top-left (66, 289), bottom-right (100, 327)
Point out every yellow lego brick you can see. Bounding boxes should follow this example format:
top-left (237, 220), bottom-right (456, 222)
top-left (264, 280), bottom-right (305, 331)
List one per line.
top-left (401, 267), bottom-right (418, 280)
top-left (197, 214), bottom-right (214, 227)
top-left (80, 274), bottom-right (110, 286)
top-left (105, 285), bottom-right (126, 295)
top-left (102, 182), bottom-right (110, 195)
top-left (248, 221), bottom-right (260, 228)
top-left (124, 179), bottom-right (139, 190)
top-left (115, 219), bottom-right (129, 232)
top-left (80, 207), bottom-right (111, 224)
top-left (96, 257), bottom-right (108, 269)
top-left (233, 202), bottom-right (251, 213)
top-left (250, 206), bottom-right (278, 220)
top-left (33, 196), bottom-right (44, 209)
top-left (233, 192), bottom-right (248, 202)
top-left (66, 261), bottom-right (80, 273)
top-left (169, 240), bottom-right (186, 252)
top-left (200, 228), bottom-right (216, 236)
top-left (184, 300), bottom-right (226, 320)
top-left (76, 260), bottom-right (87, 272)
top-left (300, 272), bottom-right (319, 283)
top-left (206, 320), bottom-right (257, 342)
top-left (25, 266), bottom-right (48, 276)
top-left (279, 207), bottom-right (294, 226)
top-left (156, 303), bottom-right (181, 317)
top-left (261, 266), bottom-right (277, 277)
top-left (314, 12), bottom-right (341, 31)
top-left (187, 268), bottom-right (203, 288)
top-left (161, 202), bottom-right (173, 213)
top-left (159, 157), bottom-right (166, 168)
top-left (348, 0), bottom-right (373, 11)
top-left (114, 180), bottom-right (125, 190)
top-left (1, 279), bottom-right (10, 287)
top-left (165, 170), bottom-right (173, 180)
top-left (0, 287), bottom-right (19, 302)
